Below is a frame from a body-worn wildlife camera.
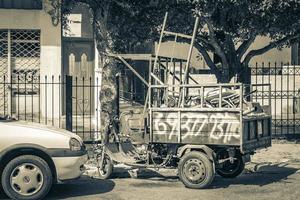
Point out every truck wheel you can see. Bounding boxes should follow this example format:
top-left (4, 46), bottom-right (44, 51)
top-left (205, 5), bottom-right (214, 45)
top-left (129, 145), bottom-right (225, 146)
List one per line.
top-left (97, 154), bottom-right (113, 179)
top-left (178, 151), bottom-right (215, 189)
top-left (216, 150), bottom-right (245, 178)
top-left (1, 155), bottom-right (53, 200)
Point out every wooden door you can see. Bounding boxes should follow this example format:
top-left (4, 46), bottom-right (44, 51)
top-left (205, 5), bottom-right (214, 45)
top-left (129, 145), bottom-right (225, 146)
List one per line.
top-left (63, 40), bottom-right (94, 116)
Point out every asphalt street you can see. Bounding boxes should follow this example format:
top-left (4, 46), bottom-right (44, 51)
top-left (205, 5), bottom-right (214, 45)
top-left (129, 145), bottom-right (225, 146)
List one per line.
top-left (0, 143), bottom-right (299, 200)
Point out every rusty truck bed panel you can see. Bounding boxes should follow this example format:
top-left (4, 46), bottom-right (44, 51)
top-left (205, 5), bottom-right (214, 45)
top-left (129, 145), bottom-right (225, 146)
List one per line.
top-left (151, 110), bottom-right (241, 145)
top-left (150, 109), bottom-right (272, 152)
top-left (241, 116), bottom-right (272, 152)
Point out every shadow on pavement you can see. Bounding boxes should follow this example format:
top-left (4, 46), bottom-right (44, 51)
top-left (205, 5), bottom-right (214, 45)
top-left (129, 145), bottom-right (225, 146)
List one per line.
top-left (0, 176), bottom-right (114, 200)
top-left (108, 163), bottom-right (299, 189)
top-left (46, 176), bottom-right (115, 199)
top-left (211, 163), bottom-right (299, 188)
top-left (111, 167), bottom-right (178, 181)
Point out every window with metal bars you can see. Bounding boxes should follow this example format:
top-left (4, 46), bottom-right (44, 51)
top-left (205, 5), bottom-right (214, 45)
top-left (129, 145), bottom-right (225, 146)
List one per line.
top-left (0, 30), bottom-right (40, 115)
top-left (0, 0), bottom-right (42, 10)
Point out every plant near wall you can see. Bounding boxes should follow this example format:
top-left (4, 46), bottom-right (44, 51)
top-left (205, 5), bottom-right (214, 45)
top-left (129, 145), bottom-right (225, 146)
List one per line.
top-left (44, 0), bottom-right (61, 26)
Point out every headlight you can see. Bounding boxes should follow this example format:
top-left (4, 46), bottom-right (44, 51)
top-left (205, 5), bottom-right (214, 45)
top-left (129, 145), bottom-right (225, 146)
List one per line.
top-left (69, 138), bottom-right (82, 151)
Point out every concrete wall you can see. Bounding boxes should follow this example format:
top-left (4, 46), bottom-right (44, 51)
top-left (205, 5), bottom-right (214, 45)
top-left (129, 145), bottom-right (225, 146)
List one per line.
top-left (156, 41), bottom-right (209, 70)
top-left (0, 4), bottom-right (62, 77)
top-left (246, 36), bottom-right (291, 67)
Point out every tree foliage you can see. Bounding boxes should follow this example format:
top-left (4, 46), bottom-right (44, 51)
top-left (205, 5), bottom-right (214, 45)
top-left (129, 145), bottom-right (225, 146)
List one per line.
top-left (191, 0), bottom-right (300, 82)
top-left (63, 0), bottom-right (300, 82)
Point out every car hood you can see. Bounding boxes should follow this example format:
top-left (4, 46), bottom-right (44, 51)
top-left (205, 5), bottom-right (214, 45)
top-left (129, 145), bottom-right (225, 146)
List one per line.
top-left (2, 121), bottom-right (82, 141)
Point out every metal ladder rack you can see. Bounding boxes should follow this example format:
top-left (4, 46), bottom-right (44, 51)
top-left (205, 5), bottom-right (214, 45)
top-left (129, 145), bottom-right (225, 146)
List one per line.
top-left (151, 12), bottom-right (200, 106)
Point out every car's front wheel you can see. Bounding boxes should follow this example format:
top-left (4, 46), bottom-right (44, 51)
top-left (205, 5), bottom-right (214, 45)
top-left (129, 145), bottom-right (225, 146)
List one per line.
top-left (1, 155), bottom-right (53, 200)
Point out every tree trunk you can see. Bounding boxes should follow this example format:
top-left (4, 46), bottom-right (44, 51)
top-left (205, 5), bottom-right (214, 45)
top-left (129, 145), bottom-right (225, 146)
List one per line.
top-left (98, 56), bottom-right (119, 142)
top-left (216, 67), bottom-right (232, 83)
top-left (93, 14), bottom-right (120, 142)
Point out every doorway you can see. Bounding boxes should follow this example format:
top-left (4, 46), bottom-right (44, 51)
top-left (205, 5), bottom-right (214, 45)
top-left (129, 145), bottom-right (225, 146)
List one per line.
top-left (62, 39), bottom-right (94, 117)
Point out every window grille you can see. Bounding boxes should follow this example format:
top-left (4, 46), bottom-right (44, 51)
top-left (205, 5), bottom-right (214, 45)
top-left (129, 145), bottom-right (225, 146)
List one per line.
top-left (0, 30), bottom-right (40, 115)
top-left (0, 30), bottom-right (8, 115)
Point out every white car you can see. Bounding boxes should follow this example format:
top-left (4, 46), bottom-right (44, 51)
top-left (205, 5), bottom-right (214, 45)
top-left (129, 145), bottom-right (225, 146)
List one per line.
top-left (0, 117), bottom-right (88, 200)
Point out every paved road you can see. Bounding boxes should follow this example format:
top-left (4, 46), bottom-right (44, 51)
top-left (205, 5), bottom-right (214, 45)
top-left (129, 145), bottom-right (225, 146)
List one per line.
top-left (1, 144), bottom-right (300, 200)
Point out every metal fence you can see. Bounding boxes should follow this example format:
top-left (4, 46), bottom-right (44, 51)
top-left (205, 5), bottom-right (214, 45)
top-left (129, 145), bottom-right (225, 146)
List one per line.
top-left (1, 63), bottom-right (300, 140)
top-left (251, 63), bottom-right (300, 138)
top-left (0, 75), bottom-right (101, 142)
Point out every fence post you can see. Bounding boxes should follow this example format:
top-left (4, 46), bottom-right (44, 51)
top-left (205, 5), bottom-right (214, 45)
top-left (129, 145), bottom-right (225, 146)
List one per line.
top-left (66, 75), bottom-right (73, 132)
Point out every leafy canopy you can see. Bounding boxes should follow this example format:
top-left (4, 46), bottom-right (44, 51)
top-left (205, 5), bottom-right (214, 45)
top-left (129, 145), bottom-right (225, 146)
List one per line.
top-left (63, 0), bottom-right (300, 81)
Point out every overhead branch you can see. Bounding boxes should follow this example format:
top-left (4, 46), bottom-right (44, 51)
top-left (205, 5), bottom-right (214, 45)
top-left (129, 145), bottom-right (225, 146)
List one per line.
top-left (194, 41), bottom-right (221, 78)
top-left (242, 34), bottom-right (300, 65)
top-left (236, 35), bottom-right (256, 61)
top-left (202, 17), bottom-right (228, 68)
top-left (195, 37), bottom-right (214, 51)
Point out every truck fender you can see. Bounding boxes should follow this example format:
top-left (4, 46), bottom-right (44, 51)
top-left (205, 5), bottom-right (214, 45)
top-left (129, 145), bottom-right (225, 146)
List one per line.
top-left (177, 145), bottom-right (216, 162)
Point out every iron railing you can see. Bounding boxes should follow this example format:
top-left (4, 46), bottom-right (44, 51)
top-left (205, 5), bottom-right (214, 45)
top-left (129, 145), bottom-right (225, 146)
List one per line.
top-left (251, 63), bottom-right (300, 138)
top-left (0, 75), bottom-right (100, 142)
top-left (1, 62), bottom-right (300, 140)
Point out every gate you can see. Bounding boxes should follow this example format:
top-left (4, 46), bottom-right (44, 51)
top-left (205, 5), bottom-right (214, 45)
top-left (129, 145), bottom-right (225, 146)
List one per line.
top-left (251, 63), bottom-right (300, 137)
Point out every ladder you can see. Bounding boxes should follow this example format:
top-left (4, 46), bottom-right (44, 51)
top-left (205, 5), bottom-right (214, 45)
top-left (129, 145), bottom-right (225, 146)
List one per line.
top-left (152, 12), bottom-right (200, 105)
top-left (139, 12), bottom-right (199, 132)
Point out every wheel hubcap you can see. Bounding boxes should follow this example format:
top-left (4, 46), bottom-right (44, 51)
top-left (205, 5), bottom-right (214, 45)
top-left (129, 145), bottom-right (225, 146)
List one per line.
top-left (183, 159), bottom-right (206, 183)
top-left (10, 163), bottom-right (44, 196)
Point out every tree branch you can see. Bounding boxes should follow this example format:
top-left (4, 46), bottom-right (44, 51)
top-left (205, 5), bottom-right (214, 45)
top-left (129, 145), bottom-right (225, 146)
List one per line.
top-left (243, 34), bottom-right (300, 65)
top-left (202, 17), bottom-right (228, 68)
top-left (194, 42), bottom-right (221, 79)
top-left (161, 35), bottom-right (221, 79)
top-left (236, 35), bottom-right (256, 61)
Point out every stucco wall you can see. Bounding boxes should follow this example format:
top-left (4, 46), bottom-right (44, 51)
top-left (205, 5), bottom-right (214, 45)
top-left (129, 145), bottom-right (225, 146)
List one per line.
top-left (0, 2), bottom-right (62, 122)
top-left (157, 36), bottom-right (292, 70)
top-left (156, 41), bottom-right (209, 70)
top-left (246, 36), bottom-right (291, 67)
top-left (0, 7), bottom-right (62, 76)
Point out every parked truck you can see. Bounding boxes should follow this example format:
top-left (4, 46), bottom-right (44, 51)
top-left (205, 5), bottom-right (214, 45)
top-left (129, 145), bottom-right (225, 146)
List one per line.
top-left (95, 13), bottom-right (272, 189)
top-left (95, 54), bottom-right (272, 189)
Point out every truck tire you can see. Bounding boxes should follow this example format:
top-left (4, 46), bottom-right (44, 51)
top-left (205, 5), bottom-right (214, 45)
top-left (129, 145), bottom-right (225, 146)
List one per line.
top-left (216, 150), bottom-right (245, 178)
top-left (178, 151), bottom-right (215, 189)
top-left (1, 155), bottom-right (53, 200)
top-left (97, 154), bottom-right (113, 179)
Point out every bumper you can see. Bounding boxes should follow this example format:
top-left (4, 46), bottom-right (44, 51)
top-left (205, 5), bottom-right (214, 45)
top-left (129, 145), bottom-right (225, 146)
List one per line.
top-left (52, 154), bottom-right (88, 181)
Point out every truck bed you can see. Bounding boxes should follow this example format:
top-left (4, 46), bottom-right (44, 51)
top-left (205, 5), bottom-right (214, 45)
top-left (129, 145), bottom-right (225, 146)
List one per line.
top-left (148, 83), bottom-right (272, 153)
top-left (150, 108), bottom-right (271, 153)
